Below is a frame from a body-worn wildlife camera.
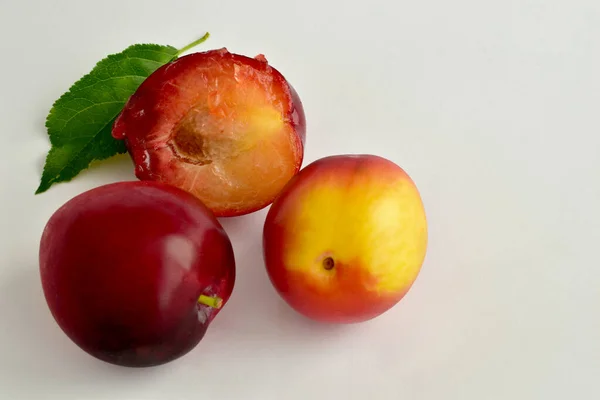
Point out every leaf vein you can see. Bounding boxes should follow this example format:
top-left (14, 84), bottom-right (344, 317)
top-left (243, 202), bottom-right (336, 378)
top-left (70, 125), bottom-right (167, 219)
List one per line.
top-left (56, 100), bottom-right (126, 128)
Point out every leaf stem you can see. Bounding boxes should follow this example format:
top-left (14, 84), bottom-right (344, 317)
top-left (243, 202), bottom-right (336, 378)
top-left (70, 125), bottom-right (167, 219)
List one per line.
top-left (174, 32), bottom-right (210, 58)
top-left (198, 294), bottom-right (223, 309)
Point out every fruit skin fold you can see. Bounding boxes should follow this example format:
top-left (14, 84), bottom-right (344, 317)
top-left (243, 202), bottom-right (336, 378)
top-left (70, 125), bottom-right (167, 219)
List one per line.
top-left (112, 48), bottom-right (306, 218)
top-left (39, 181), bottom-right (236, 367)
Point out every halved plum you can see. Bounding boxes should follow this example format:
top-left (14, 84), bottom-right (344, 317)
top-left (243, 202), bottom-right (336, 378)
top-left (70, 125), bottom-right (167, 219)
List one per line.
top-left (113, 48), bottom-right (306, 217)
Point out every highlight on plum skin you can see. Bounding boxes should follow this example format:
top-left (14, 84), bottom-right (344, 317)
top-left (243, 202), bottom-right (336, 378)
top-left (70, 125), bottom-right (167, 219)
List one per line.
top-left (38, 181), bottom-right (236, 367)
top-left (113, 48), bottom-right (307, 217)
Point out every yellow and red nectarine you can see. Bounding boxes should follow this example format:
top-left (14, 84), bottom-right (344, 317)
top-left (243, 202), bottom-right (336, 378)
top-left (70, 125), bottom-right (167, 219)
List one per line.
top-left (263, 154), bottom-right (428, 323)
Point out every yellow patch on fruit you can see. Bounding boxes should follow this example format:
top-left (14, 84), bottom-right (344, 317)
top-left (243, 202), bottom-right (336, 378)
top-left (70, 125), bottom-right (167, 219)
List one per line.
top-left (239, 106), bottom-right (284, 145)
top-left (229, 77), bottom-right (286, 149)
top-left (283, 176), bottom-right (428, 294)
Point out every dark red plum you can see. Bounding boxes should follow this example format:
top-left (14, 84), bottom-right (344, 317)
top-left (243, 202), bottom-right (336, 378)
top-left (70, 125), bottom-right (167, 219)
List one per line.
top-left (39, 181), bottom-right (235, 367)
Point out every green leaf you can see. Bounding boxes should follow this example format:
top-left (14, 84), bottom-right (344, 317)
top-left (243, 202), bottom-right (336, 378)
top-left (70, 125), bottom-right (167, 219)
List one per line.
top-left (36, 33), bottom-right (210, 194)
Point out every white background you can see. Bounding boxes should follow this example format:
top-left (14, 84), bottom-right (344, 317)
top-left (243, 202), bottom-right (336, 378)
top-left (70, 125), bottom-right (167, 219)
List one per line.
top-left (0, 0), bottom-right (598, 399)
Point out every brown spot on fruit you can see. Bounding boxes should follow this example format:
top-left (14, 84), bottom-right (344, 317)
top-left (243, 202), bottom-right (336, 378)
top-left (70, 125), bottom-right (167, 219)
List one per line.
top-left (323, 257), bottom-right (335, 271)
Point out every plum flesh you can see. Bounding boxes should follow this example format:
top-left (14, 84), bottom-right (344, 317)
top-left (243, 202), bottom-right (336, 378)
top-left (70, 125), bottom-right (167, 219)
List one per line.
top-left (113, 49), bottom-right (306, 217)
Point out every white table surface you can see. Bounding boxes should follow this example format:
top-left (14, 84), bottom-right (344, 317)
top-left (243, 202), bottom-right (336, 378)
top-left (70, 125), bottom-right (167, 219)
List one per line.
top-left (1, 0), bottom-right (598, 399)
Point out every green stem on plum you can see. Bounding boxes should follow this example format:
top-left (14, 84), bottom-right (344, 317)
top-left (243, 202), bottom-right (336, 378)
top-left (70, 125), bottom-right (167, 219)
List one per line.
top-left (174, 32), bottom-right (211, 58)
top-left (198, 294), bottom-right (223, 309)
